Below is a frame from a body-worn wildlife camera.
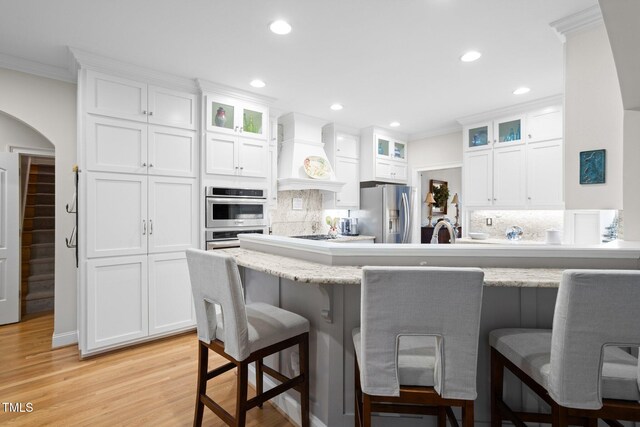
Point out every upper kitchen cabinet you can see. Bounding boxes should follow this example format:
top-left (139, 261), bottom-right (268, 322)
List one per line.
top-left (85, 115), bottom-right (196, 177)
top-left (206, 94), bottom-right (268, 140)
top-left (322, 124), bottom-right (360, 209)
top-left (86, 70), bottom-right (197, 130)
top-left (360, 127), bottom-right (408, 184)
top-left (464, 122), bottom-right (493, 151)
top-left (493, 114), bottom-right (525, 147)
top-left (204, 133), bottom-right (268, 178)
top-left (526, 105), bottom-right (562, 143)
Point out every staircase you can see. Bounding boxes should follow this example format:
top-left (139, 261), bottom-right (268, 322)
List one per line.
top-left (22, 163), bottom-right (55, 315)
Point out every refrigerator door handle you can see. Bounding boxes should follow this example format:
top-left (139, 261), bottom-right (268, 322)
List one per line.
top-left (401, 192), bottom-right (411, 243)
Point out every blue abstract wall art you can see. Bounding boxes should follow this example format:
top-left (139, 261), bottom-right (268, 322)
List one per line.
top-left (579, 149), bottom-right (606, 185)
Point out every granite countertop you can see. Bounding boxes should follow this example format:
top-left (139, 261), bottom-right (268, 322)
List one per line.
top-left (330, 235), bottom-right (376, 243)
top-left (220, 247), bottom-right (564, 287)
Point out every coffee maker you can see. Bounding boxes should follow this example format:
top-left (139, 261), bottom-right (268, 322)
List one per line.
top-left (339, 218), bottom-right (358, 236)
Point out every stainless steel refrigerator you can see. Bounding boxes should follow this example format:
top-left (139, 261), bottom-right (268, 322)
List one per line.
top-left (356, 185), bottom-right (413, 243)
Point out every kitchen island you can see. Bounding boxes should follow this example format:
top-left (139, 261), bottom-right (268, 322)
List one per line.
top-left (220, 235), bottom-right (640, 427)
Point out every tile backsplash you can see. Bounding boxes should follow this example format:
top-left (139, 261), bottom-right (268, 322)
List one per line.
top-left (468, 210), bottom-right (564, 241)
top-left (269, 190), bottom-right (323, 236)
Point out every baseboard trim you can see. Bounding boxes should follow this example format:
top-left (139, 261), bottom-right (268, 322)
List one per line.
top-left (52, 330), bottom-right (78, 348)
top-left (247, 364), bottom-right (326, 427)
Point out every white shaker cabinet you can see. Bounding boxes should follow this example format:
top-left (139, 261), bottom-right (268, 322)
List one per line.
top-left (86, 70), bottom-right (197, 130)
top-left (86, 255), bottom-right (149, 350)
top-left (148, 252), bottom-right (195, 336)
top-left (205, 133), bottom-right (268, 178)
top-left (334, 157), bottom-right (359, 208)
top-left (526, 140), bottom-right (564, 207)
top-left (526, 106), bottom-right (563, 143)
top-left (463, 150), bottom-right (493, 207)
top-left (206, 94), bottom-right (268, 140)
top-left (86, 173), bottom-right (148, 258)
top-left (86, 116), bottom-right (196, 177)
top-left (322, 124), bottom-right (360, 209)
top-left (492, 146), bottom-right (526, 207)
top-left (147, 177), bottom-right (198, 253)
top-left (360, 127), bottom-right (408, 184)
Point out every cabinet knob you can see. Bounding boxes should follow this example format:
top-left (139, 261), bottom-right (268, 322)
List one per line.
top-left (528, 196), bottom-right (532, 200)
top-left (337, 148), bottom-right (341, 151)
top-left (235, 126), bottom-right (239, 132)
top-left (149, 163), bottom-right (154, 167)
top-left (142, 162), bottom-right (147, 167)
top-left (142, 110), bottom-right (147, 115)
top-left (493, 198), bottom-right (497, 201)
top-left (235, 166), bottom-right (239, 169)
top-left (149, 111), bottom-right (154, 116)
top-left (487, 198), bottom-right (491, 202)
top-left (240, 166), bottom-right (244, 170)
top-left (528, 134), bottom-right (532, 139)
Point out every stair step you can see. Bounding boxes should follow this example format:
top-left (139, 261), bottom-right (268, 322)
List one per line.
top-left (26, 194), bottom-right (55, 205)
top-left (27, 273), bottom-right (54, 283)
top-left (30, 164), bottom-right (55, 174)
top-left (29, 243), bottom-right (54, 258)
top-left (24, 205), bottom-right (55, 217)
top-left (29, 230), bottom-right (54, 244)
top-left (25, 290), bottom-right (54, 301)
top-left (27, 182), bottom-right (55, 195)
top-left (29, 258), bottom-right (54, 275)
top-left (23, 216), bottom-right (55, 231)
top-left (25, 297), bottom-right (54, 314)
top-left (29, 172), bottom-right (55, 184)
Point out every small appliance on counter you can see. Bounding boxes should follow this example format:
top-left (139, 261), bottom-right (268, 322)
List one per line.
top-left (339, 217), bottom-right (358, 236)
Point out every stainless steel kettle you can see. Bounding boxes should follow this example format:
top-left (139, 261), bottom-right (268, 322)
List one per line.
top-left (339, 218), bottom-right (358, 236)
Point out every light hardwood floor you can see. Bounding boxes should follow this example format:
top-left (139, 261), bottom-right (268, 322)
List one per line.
top-left (0, 313), bottom-right (294, 426)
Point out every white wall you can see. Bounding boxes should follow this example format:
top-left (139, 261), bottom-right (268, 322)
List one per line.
top-left (623, 110), bottom-right (640, 240)
top-left (564, 24), bottom-right (624, 209)
top-left (0, 112), bottom-right (55, 152)
top-left (0, 67), bottom-right (77, 347)
top-left (408, 131), bottom-right (463, 185)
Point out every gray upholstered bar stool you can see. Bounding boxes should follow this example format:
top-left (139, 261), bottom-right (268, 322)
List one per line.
top-left (353, 266), bottom-right (485, 427)
top-left (186, 249), bottom-right (310, 427)
top-left (490, 269), bottom-right (640, 427)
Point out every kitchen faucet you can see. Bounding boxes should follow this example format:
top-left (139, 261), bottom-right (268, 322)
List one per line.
top-left (430, 221), bottom-right (457, 244)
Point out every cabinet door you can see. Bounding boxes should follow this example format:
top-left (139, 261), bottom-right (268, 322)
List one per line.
top-left (238, 138), bottom-right (268, 177)
top-left (86, 255), bottom-right (148, 350)
top-left (240, 102), bottom-right (268, 140)
top-left (527, 106), bottom-right (562, 143)
top-left (527, 140), bottom-right (563, 207)
top-left (336, 133), bottom-right (359, 159)
top-left (206, 94), bottom-right (238, 135)
top-left (86, 173), bottom-right (147, 258)
top-left (85, 116), bottom-right (148, 174)
top-left (493, 146), bottom-right (526, 206)
top-left (268, 141), bottom-right (278, 207)
top-left (148, 126), bottom-right (196, 177)
top-left (390, 162), bottom-right (407, 182)
top-left (205, 133), bottom-right (238, 176)
top-left (464, 123), bottom-right (493, 151)
top-left (463, 151), bottom-right (493, 206)
top-left (148, 252), bottom-right (195, 335)
top-left (86, 71), bottom-right (147, 122)
top-left (375, 135), bottom-right (391, 158)
top-left (147, 177), bottom-right (198, 253)
top-left (335, 157), bottom-right (359, 208)
top-left (375, 159), bottom-right (392, 180)
top-left (391, 140), bottom-right (407, 162)
top-left (148, 86), bottom-right (197, 130)
top-left (494, 115), bottom-right (525, 146)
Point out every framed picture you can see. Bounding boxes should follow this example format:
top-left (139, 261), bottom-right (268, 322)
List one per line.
top-left (429, 179), bottom-right (448, 215)
top-left (579, 149), bottom-right (606, 184)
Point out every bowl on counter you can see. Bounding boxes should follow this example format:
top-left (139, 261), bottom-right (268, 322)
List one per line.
top-left (468, 232), bottom-right (489, 240)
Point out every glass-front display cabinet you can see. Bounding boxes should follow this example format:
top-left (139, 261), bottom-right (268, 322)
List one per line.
top-left (376, 135), bottom-right (407, 161)
top-left (206, 95), bottom-right (268, 140)
top-left (494, 115), bottom-right (525, 146)
top-left (465, 123), bottom-right (493, 151)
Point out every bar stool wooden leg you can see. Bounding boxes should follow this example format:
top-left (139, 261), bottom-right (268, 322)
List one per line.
top-left (255, 358), bottom-right (263, 409)
top-left (236, 363), bottom-right (248, 427)
top-left (300, 333), bottom-right (310, 427)
top-left (552, 402), bottom-right (568, 427)
top-left (490, 348), bottom-right (503, 427)
top-left (462, 401), bottom-right (474, 427)
top-left (194, 341), bottom-right (208, 427)
top-left (438, 406), bottom-right (447, 427)
top-left (354, 359), bottom-right (362, 427)
top-left (363, 394), bottom-right (372, 427)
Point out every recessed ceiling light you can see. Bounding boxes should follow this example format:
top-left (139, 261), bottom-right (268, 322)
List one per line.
top-left (250, 79), bottom-right (266, 88)
top-left (513, 87), bottom-right (531, 95)
top-left (330, 103), bottom-right (343, 111)
top-left (460, 51), bottom-right (482, 62)
top-left (389, 121), bottom-right (400, 127)
top-left (269, 20), bottom-right (292, 35)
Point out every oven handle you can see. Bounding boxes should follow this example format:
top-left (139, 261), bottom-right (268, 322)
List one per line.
top-left (207, 197), bottom-right (267, 204)
top-left (206, 240), bottom-right (241, 250)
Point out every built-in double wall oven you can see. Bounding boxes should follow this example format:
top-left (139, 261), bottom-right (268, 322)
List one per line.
top-left (204, 187), bottom-right (267, 250)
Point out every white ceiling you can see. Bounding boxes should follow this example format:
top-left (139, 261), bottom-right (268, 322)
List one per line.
top-left (0, 0), bottom-right (598, 137)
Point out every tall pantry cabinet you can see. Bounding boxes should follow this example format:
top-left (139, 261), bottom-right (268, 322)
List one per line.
top-left (77, 68), bottom-right (199, 356)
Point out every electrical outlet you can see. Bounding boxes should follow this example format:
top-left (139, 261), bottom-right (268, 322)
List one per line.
top-left (486, 217), bottom-right (493, 226)
top-left (292, 198), bottom-right (303, 210)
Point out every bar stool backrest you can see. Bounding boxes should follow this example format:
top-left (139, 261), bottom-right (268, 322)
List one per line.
top-left (360, 266), bottom-right (484, 399)
top-left (186, 249), bottom-right (250, 361)
top-left (549, 269), bottom-right (640, 409)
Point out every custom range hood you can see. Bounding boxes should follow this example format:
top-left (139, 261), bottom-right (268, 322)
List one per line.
top-left (277, 112), bottom-right (346, 192)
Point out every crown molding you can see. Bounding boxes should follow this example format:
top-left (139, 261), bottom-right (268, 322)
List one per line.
top-left (197, 79), bottom-right (277, 105)
top-left (68, 47), bottom-right (199, 93)
top-left (0, 52), bottom-right (74, 83)
top-left (360, 125), bottom-right (409, 140)
top-left (456, 94), bottom-right (564, 126)
top-left (550, 5), bottom-right (603, 41)
top-left (409, 124), bottom-right (462, 142)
